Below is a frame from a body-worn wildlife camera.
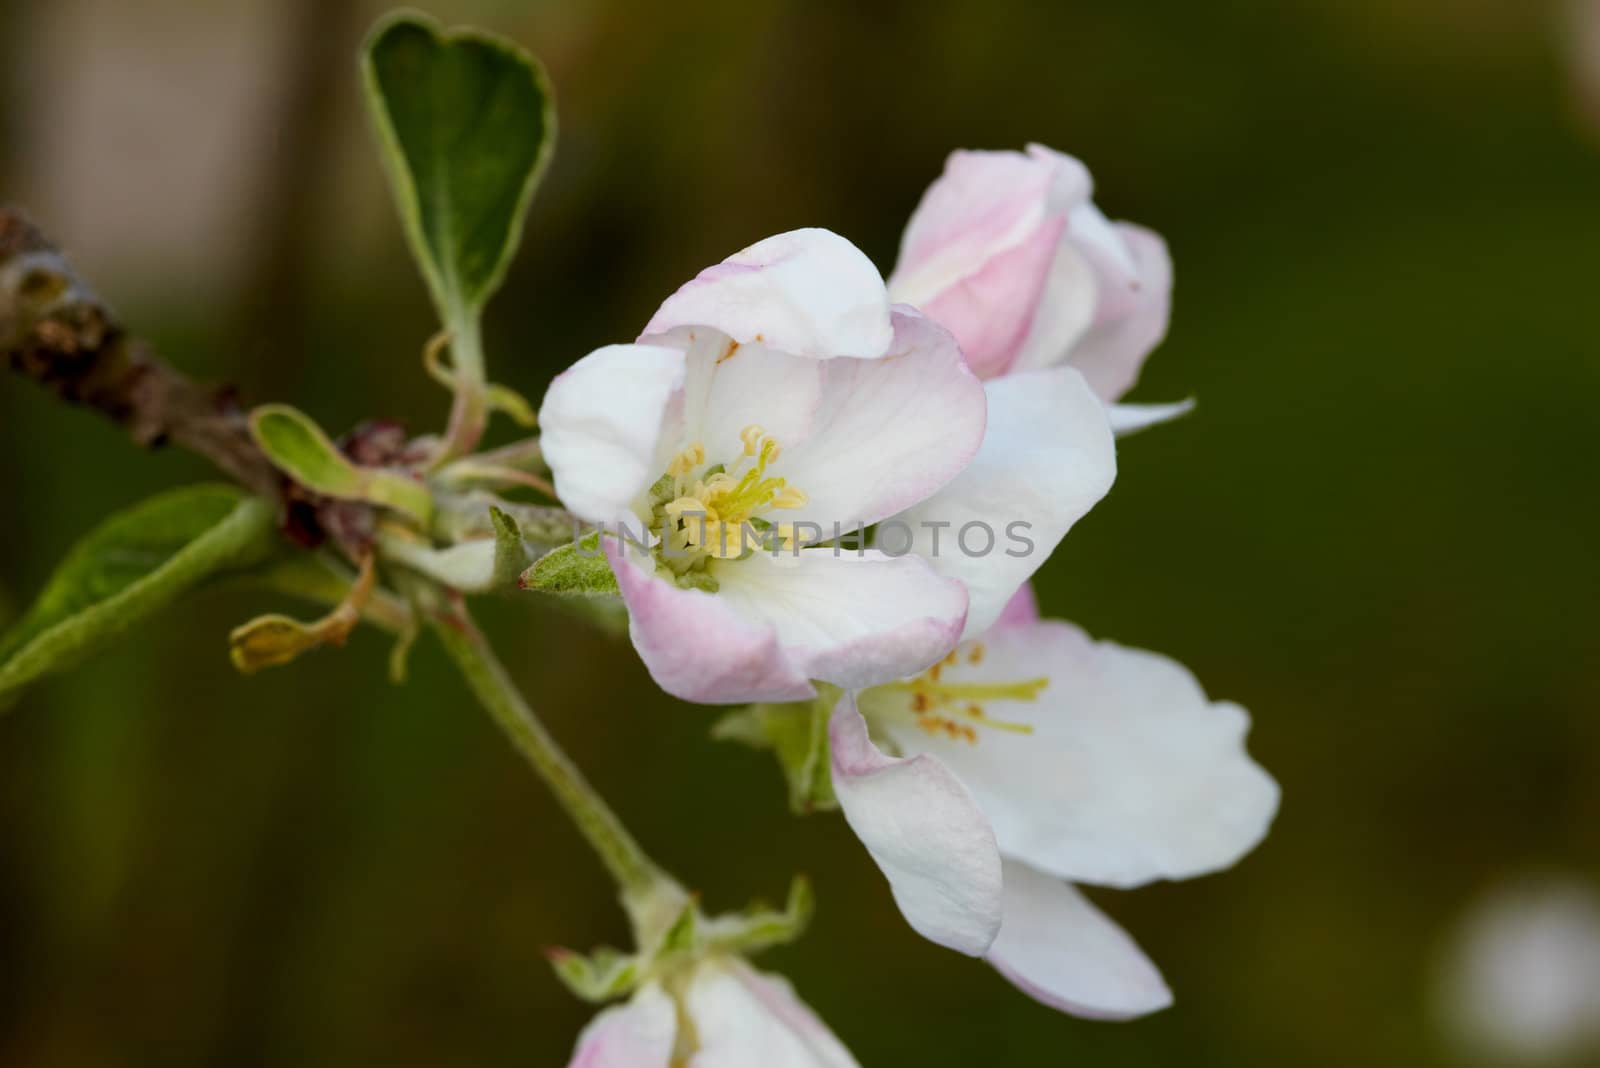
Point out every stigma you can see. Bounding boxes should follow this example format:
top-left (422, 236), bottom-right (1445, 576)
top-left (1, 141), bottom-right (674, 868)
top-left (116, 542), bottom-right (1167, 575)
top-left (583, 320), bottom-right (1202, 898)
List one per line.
top-left (652, 425), bottom-right (809, 566)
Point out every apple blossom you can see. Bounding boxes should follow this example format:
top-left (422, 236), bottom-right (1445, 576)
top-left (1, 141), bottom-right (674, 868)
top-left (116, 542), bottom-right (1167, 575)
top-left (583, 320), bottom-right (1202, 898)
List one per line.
top-left (538, 228), bottom-right (1115, 701)
top-left (888, 144), bottom-right (1190, 435)
top-left (829, 586), bottom-right (1280, 1018)
top-left (567, 955), bottom-right (859, 1068)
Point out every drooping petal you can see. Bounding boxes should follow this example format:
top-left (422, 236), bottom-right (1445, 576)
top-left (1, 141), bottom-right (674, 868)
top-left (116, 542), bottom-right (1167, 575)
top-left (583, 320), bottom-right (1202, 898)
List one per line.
top-left (987, 861), bottom-right (1172, 1020)
top-left (895, 366), bottom-right (1115, 638)
top-left (713, 549), bottom-right (967, 691)
top-left (684, 958), bottom-right (861, 1068)
top-left (829, 695), bottom-right (1003, 956)
top-left (1062, 222), bottom-right (1173, 402)
top-left (566, 982), bottom-right (677, 1068)
top-left (540, 344), bottom-right (686, 524)
top-left (1108, 399), bottom-right (1195, 437)
top-left (643, 229), bottom-right (894, 360)
top-left (774, 308), bottom-right (987, 530)
top-left (606, 539), bottom-right (815, 704)
top-left (878, 620), bottom-right (1280, 889)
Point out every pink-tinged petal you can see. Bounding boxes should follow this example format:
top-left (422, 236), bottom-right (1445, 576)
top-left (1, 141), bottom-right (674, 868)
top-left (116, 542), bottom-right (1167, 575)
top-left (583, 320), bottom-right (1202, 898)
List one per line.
top-left (1064, 222), bottom-right (1173, 402)
top-left (987, 861), bottom-right (1172, 1020)
top-left (539, 344), bottom-right (686, 524)
top-left (713, 550), bottom-right (968, 692)
top-left (917, 215), bottom-right (1067, 378)
top-left (567, 983), bottom-right (677, 1068)
top-left (684, 958), bottom-right (861, 1068)
top-left (993, 583), bottom-right (1039, 628)
top-left (606, 540), bottom-right (814, 704)
top-left (774, 308), bottom-right (987, 530)
top-left (890, 149), bottom-right (1089, 309)
top-left (880, 620), bottom-right (1280, 889)
top-left (829, 694), bottom-right (1003, 956)
top-left (1108, 399), bottom-right (1195, 438)
top-left (896, 366), bottom-right (1115, 638)
top-left (1005, 226), bottom-right (1100, 377)
top-left (642, 229), bottom-right (893, 360)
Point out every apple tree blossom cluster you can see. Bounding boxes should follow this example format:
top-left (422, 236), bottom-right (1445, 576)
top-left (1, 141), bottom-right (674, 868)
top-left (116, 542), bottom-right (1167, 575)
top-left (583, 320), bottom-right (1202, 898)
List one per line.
top-left (0, 13), bottom-right (1278, 1064)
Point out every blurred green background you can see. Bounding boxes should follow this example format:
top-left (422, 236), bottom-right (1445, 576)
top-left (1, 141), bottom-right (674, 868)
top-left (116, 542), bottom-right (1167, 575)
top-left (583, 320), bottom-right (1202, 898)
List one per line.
top-left (2, 0), bottom-right (1598, 1064)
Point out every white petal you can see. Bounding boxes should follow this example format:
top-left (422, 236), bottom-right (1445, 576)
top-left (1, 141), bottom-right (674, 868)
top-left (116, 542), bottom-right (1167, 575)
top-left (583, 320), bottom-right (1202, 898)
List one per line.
top-left (772, 308), bottom-right (986, 529)
top-left (684, 958), bottom-right (861, 1068)
top-left (987, 861), bottom-right (1172, 1020)
top-left (607, 539), bottom-right (815, 705)
top-left (896, 366), bottom-right (1115, 638)
top-left (1108, 399), bottom-right (1195, 437)
top-left (713, 549), bottom-right (967, 691)
top-left (1064, 222), bottom-right (1173, 403)
top-left (540, 344), bottom-right (686, 524)
top-left (879, 620), bottom-right (1280, 889)
top-left (829, 695), bottom-right (1003, 956)
top-left (566, 983), bottom-right (677, 1068)
top-left (1005, 227), bottom-right (1100, 376)
top-left (643, 229), bottom-right (894, 360)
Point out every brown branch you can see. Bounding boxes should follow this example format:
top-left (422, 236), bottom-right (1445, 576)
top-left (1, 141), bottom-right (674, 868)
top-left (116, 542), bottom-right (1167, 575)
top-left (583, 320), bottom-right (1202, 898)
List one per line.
top-left (0, 205), bottom-right (283, 503)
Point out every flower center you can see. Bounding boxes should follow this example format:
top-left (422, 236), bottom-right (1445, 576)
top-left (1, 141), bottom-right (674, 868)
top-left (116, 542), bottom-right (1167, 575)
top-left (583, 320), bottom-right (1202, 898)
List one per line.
top-left (869, 643), bottom-right (1045, 743)
top-left (648, 424), bottom-right (810, 581)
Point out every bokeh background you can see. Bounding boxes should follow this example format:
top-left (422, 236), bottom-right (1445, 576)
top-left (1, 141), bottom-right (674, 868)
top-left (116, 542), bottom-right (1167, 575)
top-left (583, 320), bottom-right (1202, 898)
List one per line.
top-left (2, 0), bottom-right (1598, 1064)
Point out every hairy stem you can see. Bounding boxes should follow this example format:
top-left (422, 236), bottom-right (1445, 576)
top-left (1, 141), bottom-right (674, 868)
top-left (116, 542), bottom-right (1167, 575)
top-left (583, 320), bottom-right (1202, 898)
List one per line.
top-left (430, 606), bottom-right (671, 908)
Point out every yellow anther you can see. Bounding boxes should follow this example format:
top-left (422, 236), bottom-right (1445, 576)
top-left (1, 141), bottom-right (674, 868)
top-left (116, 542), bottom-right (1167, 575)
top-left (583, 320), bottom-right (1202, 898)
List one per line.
top-left (740, 424), bottom-right (767, 456)
top-left (667, 441), bottom-right (706, 477)
top-left (771, 486), bottom-right (808, 510)
top-left (759, 437), bottom-right (782, 465)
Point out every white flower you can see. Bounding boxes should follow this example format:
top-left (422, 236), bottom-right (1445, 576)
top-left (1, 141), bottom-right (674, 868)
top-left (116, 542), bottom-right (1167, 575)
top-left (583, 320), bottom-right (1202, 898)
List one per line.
top-left (888, 144), bottom-right (1190, 436)
top-left (539, 228), bottom-right (1114, 701)
top-left (828, 586), bottom-right (1280, 1018)
top-left (566, 956), bottom-right (858, 1068)
top-left (1435, 877), bottom-right (1600, 1064)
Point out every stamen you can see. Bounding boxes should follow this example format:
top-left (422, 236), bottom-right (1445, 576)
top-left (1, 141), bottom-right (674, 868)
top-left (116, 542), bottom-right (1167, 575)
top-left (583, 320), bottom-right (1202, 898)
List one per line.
top-left (740, 424), bottom-right (767, 456)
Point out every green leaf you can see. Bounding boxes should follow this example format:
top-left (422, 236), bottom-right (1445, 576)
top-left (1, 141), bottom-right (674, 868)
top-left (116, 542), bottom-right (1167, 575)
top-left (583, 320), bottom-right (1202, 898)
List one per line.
top-left (362, 11), bottom-right (555, 327)
top-left (520, 538), bottom-right (620, 597)
top-left (0, 486), bottom-right (276, 707)
top-left (250, 404), bottom-right (432, 524)
top-left (712, 687), bottom-right (840, 814)
top-left (486, 506), bottom-right (532, 589)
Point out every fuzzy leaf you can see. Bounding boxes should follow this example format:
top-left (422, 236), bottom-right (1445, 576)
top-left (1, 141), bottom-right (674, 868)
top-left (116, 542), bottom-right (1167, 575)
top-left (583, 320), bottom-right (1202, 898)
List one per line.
top-left (520, 538), bottom-right (619, 597)
top-left (362, 11), bottom-right (555, 325)
top-left (0, 486), bottom-right (276, 706)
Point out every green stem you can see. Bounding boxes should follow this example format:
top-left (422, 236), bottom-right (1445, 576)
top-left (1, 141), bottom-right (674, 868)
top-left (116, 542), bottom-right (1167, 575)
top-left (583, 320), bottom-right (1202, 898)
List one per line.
top-left (432, 316), bottom-right (488, 467)
top-left (429, 608), bottom-right (667, 903)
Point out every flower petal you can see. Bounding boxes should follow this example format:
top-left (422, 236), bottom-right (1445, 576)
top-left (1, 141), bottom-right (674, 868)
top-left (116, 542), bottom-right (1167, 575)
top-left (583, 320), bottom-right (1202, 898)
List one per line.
top-left (774, 308), bottom-right (987, 529)
top-left (1062, 222), bottom-right (1173, 403)
top-left (684, 958), bottom-right (861, 1068)
top-left (916, 215), bottom-right (1066, 378)
top-left (643, 229), bottom-right (894, 360)
top-left (1108, 398), bottom-right (1195, 437)
top-left (993, 583), bottom-right (1039, 628)
top-left (540, 344), bottom-right (686, 524)
top-left (712, 549), bottom-right (967, 691)
top-left (878, 619), bottom-right (1280, 889)
top-left (895, 366), bottom-right (1115, 638)
top-left (567, 982), bottom-right (677, 1068)
top-left (829, 694), bottom-right (1003, 956)
top-left (987, 861), bottom-right (1172, 1020)
top-left (607, 539), bottom-right (815, 704)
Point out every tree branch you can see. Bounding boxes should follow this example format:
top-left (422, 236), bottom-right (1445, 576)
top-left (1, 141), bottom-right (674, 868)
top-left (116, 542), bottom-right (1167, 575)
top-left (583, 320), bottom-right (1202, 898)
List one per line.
top-left (0, 205), bottom-right (283, 503)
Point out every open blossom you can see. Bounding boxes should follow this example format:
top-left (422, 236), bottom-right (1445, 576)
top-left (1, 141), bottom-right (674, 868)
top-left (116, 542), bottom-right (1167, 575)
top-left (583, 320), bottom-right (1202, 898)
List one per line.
top-left (567, 955), bottom-right (858, 1067)
top-left (888, 145), bottom-right (1187, 435)
top-left (828, 586), bottom-right (1279, 1018)
top-left (539, 228), bottom-right (1114, 702)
